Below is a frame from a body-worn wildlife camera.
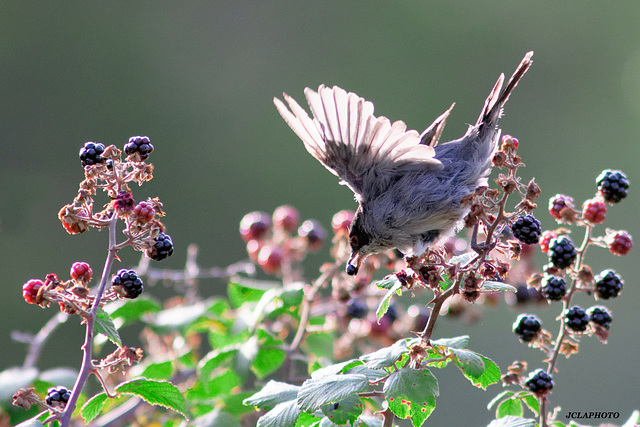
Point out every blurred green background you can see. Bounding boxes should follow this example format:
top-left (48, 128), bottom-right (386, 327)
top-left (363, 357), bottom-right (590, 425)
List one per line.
top-left (2, 1), bottom-right (639, 425)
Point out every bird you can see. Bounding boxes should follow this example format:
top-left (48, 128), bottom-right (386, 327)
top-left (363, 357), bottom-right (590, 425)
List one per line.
top-left (274, 52), bottom-right (533, 275)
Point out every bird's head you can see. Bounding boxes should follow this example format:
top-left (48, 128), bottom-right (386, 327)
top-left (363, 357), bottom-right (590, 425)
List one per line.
top-left (345, 207), bottom-right (377, 276)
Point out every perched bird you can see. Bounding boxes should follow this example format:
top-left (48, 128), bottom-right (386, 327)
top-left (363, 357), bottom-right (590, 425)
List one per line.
top-left (274, 52), bottom-right (533, 275)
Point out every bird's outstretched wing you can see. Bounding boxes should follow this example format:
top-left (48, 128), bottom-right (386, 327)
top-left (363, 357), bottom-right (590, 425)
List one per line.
top-left (274, 85), bottom-right (442, 198)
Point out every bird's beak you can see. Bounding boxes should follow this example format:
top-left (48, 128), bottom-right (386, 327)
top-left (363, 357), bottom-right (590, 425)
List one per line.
top-left (346, 250), bottom-right (364, 276)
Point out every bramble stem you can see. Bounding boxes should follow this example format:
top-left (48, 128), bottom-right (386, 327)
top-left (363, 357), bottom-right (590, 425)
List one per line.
top-left (419, 273), bottom-right (462, 345)
top-left (57, 215), bottom-right (119, 427)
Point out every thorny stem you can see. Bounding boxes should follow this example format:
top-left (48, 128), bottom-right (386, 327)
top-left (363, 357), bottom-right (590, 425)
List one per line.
top-left (56, 215), bottom-right (119, 427)
top-left (540, 225), bottom-right (592, 427)
top-left (418, 273), bottom-right (462, 345)
top-left (382, 407), bottom-right (395, 427)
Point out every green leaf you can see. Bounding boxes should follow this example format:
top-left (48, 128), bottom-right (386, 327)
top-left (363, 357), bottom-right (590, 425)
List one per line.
top-left (244, 380), bottom-right (300, 410)
top-left (383, 367), bottom-right (438, 427)
top-left (482, 281), bottom-right (517, 292)
top-left (345, 365), bottom-right (388, 382)
top-left (81, 392), bottom-right (109, 423)
top-left (451, 348), bottom-right (485, 379)
top-left (375, 281), bottom-right (403, 323)
top-left (360, 339), bottom-right (408, 369)
top-left (310, 359), bottom-right (362, 379)
top-left (522, 394), bottom-right (539, 416)
top-left (236, 335), bottom-right (259, 377)
top-left (430, 335), bottom-right (469, 349)
top-left (304, 331), bottom-right (336, 360)
top-left (108, 297), bottom-right (161, 324)
top-left (95, 308), bottom-right (122, 346)
top-left (297, 374), bottom-right (370, 412)
top-left (198, 345), bottom-right (240, 379)
top-left (139, 361), bottom-right (173, 380)
top-left (190, 408), bottom-right (238, 427)
top-left (487, 390), bottom-right (515, 410)
top-left (373, 274), bottom-right (400, 290)
top-left (469, 356), bottom-right (501, 389)
top-left (228, 281), bottom-right (269, 308)
top-left (14, 420), bottom-right (45, 427)
top-left (320, 393), bottom-right (363, 425)
top-left (252, 346), bottom-right (286, 379)
top-left (257, 399), bottom-right (300, 427)
top-left (497, 398), bottom-right (523, 418)
top-left (203, 369), bottom-right (240, 397)
top-left (115, 379), bottom-right (189, 419)
top-left (487, 416), bottom-right (537, 427)
top-left (295, 412), bottom-right (322, 426)
top-left (152, 300), bottom-right (210, 331)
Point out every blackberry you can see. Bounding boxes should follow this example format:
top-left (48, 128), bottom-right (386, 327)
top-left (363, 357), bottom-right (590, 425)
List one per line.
top-left (112, 269), bottom-right (144, 298)
top-left (146, 233), bottom-right (174, 261)
top-left (511, 214), bottom-right (542, 244)
top-left (548, 236), bottom-right (577, 269)
top-left (596, 170), bottom-right (629, 204)
top-left (298, 219), bottom-right (326, 252)
top-left (46, 386), bottom-right (71, 408)
top-left (563, 305), bottom-right (590, 332)
top-left (513, 314), bottom-right (541, 342)
top-left (79, 142), bottom-right (105, 167)
top-left (587, 306), bottom-right (612, 329)
top-left (124, 136), bottom-right (154, 161)
top-left (346, 299), bottom-right (368, 319)
top-left (525, 369), bottom-right (553, 396)
top-left (594, 269), bottom-right (623, 299)
top-left (541, 275), bottom-right (567, 301)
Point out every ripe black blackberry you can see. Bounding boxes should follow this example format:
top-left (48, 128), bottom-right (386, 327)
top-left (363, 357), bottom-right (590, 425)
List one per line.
top-left (596, 169), bottom-right (629, 204)
top-left (587, 306), bottom-right (612, 329)
top-left (146, 233), bottom-right (174, 261)
top-left (563, 305), bottom-right (590, 332)
top-left (525, 369), bottom-right (553, 396)
top-left (112, 269), bottom-right (144, 299)
top-left (79, 142), bottom-right (105, 167)
top-left (511, 214), bottom-right (542, 244)
top-left (594, 269), bottom-right (623, 299)
top-left (548, 236), bottom-right (577, 269)
top-left (346, 299), bottom-right (368, 319)
top-left (46, 386), bottom-right (71, 408)
top-left (124, 136), bottom-right (154, 161)
top-left (513, 314), bottom-right (541, 342)
top-left (541, 275), bottom-right (567, 301)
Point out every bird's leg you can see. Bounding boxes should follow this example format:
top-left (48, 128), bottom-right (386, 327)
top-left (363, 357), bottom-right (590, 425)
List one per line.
top-left (470, 222), bottom-right (496, 255)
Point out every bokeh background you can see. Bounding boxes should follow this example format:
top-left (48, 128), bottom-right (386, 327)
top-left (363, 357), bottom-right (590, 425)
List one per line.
top-left (2, 1), bottom-right (639, 425)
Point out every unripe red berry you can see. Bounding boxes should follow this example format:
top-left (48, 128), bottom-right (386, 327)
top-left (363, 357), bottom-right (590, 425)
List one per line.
top-left (607, 230), bottom-right (632, 256)
top-left (257, 245), bottom-right (283, 275)
top-left (272, 205), bottom-right (300, 233)
top-left (331, 210), bottom-right (354, 236)
top-left (133, 201), bottom-right (155, 223)
top-left (114, 191), bottom-right (135, 214)
top-left (23, 279), bottom-right (44, 304)
top-left (582, 198), bottom-right (607, 224)
top-left (549, 194), bottom-right (575, 221)
top-left (240, 211), bottom-right (271, 242)
top-left (70, 262), bottom-right (93, 284)
top-left (246, 240), bottom-right (262, 262)
top-left (539, 230), bottom-right (558, 254)
top-left (298, 219), bottom-right (326, 251)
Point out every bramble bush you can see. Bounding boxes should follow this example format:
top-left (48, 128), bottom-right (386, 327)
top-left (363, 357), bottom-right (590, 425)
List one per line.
top-left (3, 132), bottom-right (638, 427)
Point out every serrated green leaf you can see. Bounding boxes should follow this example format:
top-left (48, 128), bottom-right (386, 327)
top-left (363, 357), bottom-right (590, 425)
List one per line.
top-left (252, 346), bottom-right (286, 379)
top-left (257, 399), bottom-right (300, 427)
top-left (228, 281), bottom-right (269, 308)
top-left (383, 367), bottom-right (438, 426)
top-left (244, 380), bottom-right (300, 410)
top-left (497, 398), bottom-right (524, 418)
top-left (321, 393), bottom-right (364, 425)
top-left (376, 281), bottom-right (402, 323)
top-left (203, 369), bottom-right (240, 397)
top-left (95, 308), bottom-right (122, 346)
top-left (482, 281), bottom-right (517, 292)
top-left (297, 374), bottom-right (370, 412)
top-left (295, 412), bottom-right (322, 426)
top-left (360, 339), bottom-right (408, 369)
top-left (345, 365), bottom-right (388, 382)
top-left (311, 359), bottom-right (362, 379)
top-left (451, 348), bottom-right (485, 379)
top-left (115, 379), bottom-right (189, 419)
top-left (223, 392), bottom-right (254, 417)
top-left (198, 345), bottom-right (240, 379)
top-left (430, 335), bottom-right (469, 349)
top-left (108, 297), bottom-right (161, 324)
top-left (522, 394), bottom-right (539, 416)
top-left (487, 416), bottom-right (537, 427)
top-left (373, 274), bottom-right (400, 290)
top-left (487, 390), bottom-right (515, 410)
top-left (139, 361), bottom-right (173, 380)
top-left (81, 392), bottom-right (108, 423)
top-left (469, 356), bottom-right (500, 389)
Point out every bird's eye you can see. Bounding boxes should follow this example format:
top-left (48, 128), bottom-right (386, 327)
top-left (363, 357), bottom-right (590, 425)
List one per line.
top-left (349, 235), bottom-right (359, 247)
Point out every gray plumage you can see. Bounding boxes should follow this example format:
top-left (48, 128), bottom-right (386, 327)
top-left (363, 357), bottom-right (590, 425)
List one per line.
top-left (274, 52), bottom-right (533, 275)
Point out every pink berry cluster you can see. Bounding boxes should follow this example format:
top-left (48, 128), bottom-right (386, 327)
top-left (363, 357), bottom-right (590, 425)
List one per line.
top-left (240, 205), bottom-right (326, 276)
